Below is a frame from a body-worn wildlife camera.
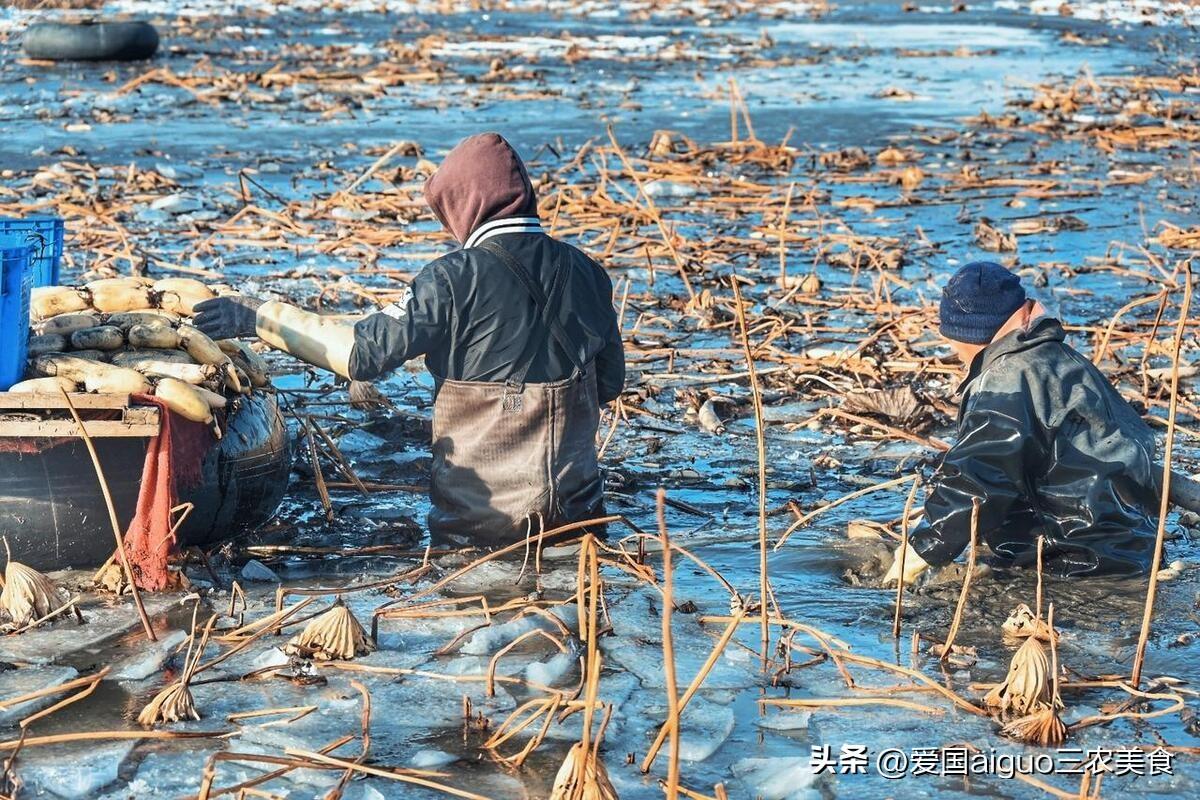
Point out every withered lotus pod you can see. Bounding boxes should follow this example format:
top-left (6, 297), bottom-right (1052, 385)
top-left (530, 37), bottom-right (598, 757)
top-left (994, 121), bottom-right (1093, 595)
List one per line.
top-left (549, 742), bottom-right (619, 800)
top-left (285, 603), bottom-right (375, 661)
top-left (138, 683), bottom-right (199, 727)
top-left (1001, 706), bottom-right (1068, 747)
top-left (0, 561), bottom-right (68, 626)
top-left (984, 636), bottom-right (1055, 716)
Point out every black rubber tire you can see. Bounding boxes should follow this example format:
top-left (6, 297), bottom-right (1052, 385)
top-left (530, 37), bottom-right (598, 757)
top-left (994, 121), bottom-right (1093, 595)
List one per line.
top-left (23, 21), bottom-right (159, 62)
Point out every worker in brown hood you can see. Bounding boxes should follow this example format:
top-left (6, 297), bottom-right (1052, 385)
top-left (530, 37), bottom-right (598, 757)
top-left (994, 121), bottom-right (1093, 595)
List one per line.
top-left (194, 132), bottom-right (625, 545)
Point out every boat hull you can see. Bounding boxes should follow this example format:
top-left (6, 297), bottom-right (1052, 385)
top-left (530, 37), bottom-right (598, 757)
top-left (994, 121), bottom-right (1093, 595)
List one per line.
top-left (0, 392), bottom-right (292, 570)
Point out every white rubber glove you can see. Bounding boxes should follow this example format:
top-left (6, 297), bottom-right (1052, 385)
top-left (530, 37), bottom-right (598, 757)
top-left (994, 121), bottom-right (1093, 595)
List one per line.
top-left (883, 541), bottom-right (930, 586)
top-left (255, 300), bottom-right (359, 379)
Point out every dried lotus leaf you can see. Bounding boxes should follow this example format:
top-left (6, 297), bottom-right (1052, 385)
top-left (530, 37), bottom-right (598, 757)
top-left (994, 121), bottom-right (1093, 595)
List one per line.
top-left (137, 682), bottom-right (199, 727)
top-left (1001, 706), bottom-right (1067, 747)
top-left (284, 604), bottom-right (374, 661)
top-left (0, 562), bottom-right (69, 626)
top-left (843, 387), bottom-right (926, 426)
top-left (1001, 604), bottom-right (1058, 643)
top-left (984, 636), bottom-right (1057, 716)
top-left (549, 742), bottom-right (619, 800)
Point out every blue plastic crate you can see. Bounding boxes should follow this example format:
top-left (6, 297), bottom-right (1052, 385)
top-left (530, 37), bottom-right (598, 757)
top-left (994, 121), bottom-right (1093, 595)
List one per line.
top-left (0, 217), bottom-right (64, 287)
top-left (0, 235), bottom-right (35, 391)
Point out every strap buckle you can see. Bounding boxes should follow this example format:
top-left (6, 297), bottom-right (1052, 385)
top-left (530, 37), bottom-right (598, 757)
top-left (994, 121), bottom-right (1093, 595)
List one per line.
top-left (502, 379), bottom-right (524, 413)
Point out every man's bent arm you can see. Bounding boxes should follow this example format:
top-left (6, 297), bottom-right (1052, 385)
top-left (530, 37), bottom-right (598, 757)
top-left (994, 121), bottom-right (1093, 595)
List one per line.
top-left (911, 397), bottom-right (1034, 566)
top-left (255, 263), bottom-right (450, 382)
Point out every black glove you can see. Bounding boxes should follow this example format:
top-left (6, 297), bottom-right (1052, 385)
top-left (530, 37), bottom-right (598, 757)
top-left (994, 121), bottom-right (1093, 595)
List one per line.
top-left (192, 295), bottom-right (265, 340)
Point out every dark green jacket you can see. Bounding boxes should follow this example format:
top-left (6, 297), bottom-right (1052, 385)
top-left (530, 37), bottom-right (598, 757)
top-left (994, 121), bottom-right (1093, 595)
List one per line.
top-left (912, 317), bottom-right (1159, 577)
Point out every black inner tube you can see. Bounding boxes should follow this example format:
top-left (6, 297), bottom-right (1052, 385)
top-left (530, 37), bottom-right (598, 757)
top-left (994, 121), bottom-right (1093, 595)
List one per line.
top-left (23, 21), bottom-right (160, 62)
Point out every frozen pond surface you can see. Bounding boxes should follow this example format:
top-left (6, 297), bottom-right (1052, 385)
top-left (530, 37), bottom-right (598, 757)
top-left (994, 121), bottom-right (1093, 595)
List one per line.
top-left (1, 0), bottom-right (1200, 798)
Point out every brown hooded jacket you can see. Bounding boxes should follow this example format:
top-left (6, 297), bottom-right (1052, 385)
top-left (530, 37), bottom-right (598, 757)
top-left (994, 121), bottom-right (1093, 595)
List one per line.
top-left (423, 132), bottom-right (539, 244)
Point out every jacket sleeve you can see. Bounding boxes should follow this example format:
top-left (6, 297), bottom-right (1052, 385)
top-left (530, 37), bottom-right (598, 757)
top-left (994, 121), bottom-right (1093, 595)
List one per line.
top-left (347, 262), bottom-right (450, 382)
top-left (910, 391), bottom-right (1038, 566)
top-left (593, 268), bottom-right (625, 404)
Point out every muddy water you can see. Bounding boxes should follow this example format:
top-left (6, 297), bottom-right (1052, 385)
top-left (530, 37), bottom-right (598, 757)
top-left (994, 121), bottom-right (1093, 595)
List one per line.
top-left (2, 0), bottom-right (1200, 798)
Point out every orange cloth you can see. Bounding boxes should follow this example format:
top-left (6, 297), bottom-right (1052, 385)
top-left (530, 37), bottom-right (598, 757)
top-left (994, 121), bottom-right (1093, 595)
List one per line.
top-left (121, 394), bottom-right (213, 590)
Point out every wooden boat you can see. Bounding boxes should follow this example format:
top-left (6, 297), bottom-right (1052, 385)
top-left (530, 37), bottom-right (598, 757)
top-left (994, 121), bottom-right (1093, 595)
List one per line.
top-left (0, 391), bottom-right (292, 570)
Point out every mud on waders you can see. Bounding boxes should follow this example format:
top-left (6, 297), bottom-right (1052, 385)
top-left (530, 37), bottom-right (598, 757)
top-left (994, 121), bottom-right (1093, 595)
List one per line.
top-left (428, 238), bottom-right (605, 545)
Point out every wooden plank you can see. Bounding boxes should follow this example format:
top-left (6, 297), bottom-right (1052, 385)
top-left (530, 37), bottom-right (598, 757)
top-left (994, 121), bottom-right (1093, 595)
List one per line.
top-left (0, 419), bottom-right (159, 438)
top-left (121, 407), bottom-right (159, 426)
top-left (0, 393), bottom-right (135, 411)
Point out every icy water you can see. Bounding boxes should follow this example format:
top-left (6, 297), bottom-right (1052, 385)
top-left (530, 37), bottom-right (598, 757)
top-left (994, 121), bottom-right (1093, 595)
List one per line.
top-left (1, 0), bottom-right (1200, 798)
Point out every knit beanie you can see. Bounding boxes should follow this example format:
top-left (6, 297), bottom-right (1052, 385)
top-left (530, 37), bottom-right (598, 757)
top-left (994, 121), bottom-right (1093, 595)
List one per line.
top-left (939, 262), bottom-right (1027, 344)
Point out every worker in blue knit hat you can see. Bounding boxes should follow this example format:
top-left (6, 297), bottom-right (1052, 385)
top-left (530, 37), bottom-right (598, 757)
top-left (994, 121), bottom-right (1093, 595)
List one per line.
top-left (884, 261), bottom-right (1161, 584)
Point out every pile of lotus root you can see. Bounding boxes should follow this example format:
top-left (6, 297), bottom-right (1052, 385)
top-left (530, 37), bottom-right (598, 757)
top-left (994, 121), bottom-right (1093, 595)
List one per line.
top-left (10, 277), bottom-right (269, 425)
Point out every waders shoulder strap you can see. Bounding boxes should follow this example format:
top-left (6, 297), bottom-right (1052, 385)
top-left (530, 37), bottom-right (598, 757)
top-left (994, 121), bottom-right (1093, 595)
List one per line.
top-left (480, 239), bottom-right (587, 384)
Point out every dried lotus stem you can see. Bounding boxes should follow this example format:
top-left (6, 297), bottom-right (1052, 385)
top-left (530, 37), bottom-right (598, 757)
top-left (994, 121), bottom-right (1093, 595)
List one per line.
top-left (730, 276), bottom-right (771, 669)
top-left (940, 498), bottom-right (979, 662)
top-left (641, 610), bottom-right (744, 773)
top-left (658, 489), bottom-right (680, 800)
top-left (59, 389), bottom-right (156, 642)
top-left (1035, 535), bottom-right (1045, 621)
top-left (285, 602), bottom-right (375, 661)
top-left (1133, 264), bottom-right (1192, 689)
top-left (892, 478), bottom-right (920, 639)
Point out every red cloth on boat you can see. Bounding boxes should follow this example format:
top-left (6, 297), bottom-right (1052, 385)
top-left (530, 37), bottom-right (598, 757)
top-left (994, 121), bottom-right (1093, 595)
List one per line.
top-left (122, 394), bottom-right (214, 590)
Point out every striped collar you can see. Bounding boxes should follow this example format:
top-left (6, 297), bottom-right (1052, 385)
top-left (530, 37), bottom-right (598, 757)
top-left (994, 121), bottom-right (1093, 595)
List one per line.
top-left (464, 216), bottom-right (543, 249)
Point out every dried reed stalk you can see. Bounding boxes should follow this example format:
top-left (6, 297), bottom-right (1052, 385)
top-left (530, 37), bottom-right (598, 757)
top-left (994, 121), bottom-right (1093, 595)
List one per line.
top-left (730, 276), bottom-right (771, 667)
top-left (1091, 289), bottom-right (1168, 365)
top-left (1070, 682), bottom-right (1186, 730)
top-left (197, 735), bottom-right (355, 800)
top-left (892, 479), bottom-right (921, 639)
top-left (1035, 534), bottom-right (1045, 620)
top-left (0, 668), bottom-right (109, 715)
top-left (0, 729), bottom-right (223, 752)
top-left (59, 388), bottom-right (155, 641)
top-left (657, 489), bottom-right (681, 800)
top-left (396, 515), bottom-right (624, 607)
top-left (324, 680), bottom-right (372, 800)
top-left (485, 628), bottom-right (565, 697)
top-left (284, 749), bottom-right (491, 800)
top-left (641, 610), bottom-right (745, 773)
top-left (605, 127), bottom-right (694, 301)
top-left (939, 498), bottom-right (979, 662)
top-left (18, 668), bottom-right (108, 729)
top-left (831, 651), bottom-right (989, 716)
top-left (1132, 263), bottom-right (1192, 688)
top-left (760, 696), bottom-right (945, 716)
